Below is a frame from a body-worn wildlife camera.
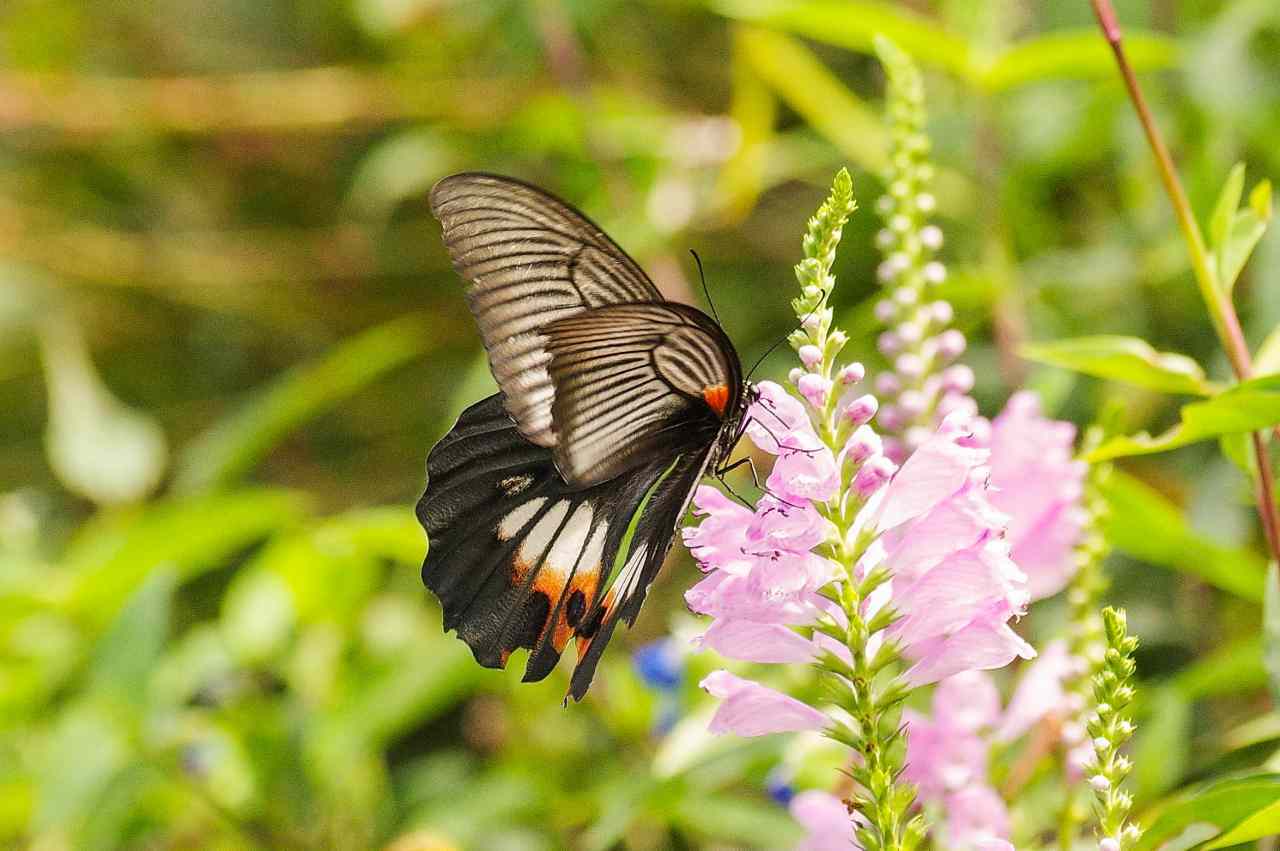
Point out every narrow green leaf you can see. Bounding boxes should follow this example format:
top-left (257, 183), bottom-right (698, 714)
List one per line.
top-left (1219, 188), bottom-right (1272, 293)
top-left (718, 29), bottom-right (778, 222)
top-left (88, 568), bottom-right (175, 702)
top-left (1087, 375), bottom-right (1280, 461)
top-left (1133, 773), bottom-right (1280, 851)
top-left (736, 26), bottom-right (888, 174)
top-left (713, 0), bottom-right (973, 80)
top-left (1266, 563), bottom-right (1280, 705)
top-left (1203, 798), bottom-right (1280, 848)
top-left (1020, 335), bottom-right (1213, 395)
top-left (1210, 162), bottom-right (1247, 254)
top-left (979, 30), bottom-right (1179, 92)
top-left (173, 314), bottom-right (430, 493)
top-left (1255, 324), bottom-right (1280, 377)
top-left (1169, 635), bottom-right (1266, 700)
top-left (1099, 471), bottom-right (1267, 601)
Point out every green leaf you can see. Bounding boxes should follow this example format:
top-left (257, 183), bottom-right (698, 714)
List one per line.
top-left (173, 314), bottom-right (430, 494)
top-left (1169, 635), bottom-right (1266, 700)
top-left (735, 26), bottom-right (888, 174)
top-left (1098, 471), bottom-right (1267, 601)
top-left (714, 0), bottom-right (972, 80)
top-left (1134, 773), bottom-right (1280, 851)
top-left (979, 30), bottom-right (1179, 92)
top-left (1203, 797), bottom-right (1280, 848)
top-left (64, 489), bottom-right (308, 627)
top-left (1208, 163), bottom-right (1273, 294)
top-left (1087, 375), bottom-right (1280, 461)
top-left (1255, 324), bottom-right (1280, 377)
top-left (1021, 335), bottom-right (1213, 395)
top-left (87, 568), bottom-right (174, 703)
top-left (1266, 563), bottom-right (1280, 705)
top-left (1210, 163), bottom-right (1246, 253)
top-left (718, 31), bottom-right (778, 222)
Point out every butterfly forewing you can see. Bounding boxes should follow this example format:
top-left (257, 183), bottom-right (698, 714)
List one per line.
top-left (429, 173), bottom-right (663, 450)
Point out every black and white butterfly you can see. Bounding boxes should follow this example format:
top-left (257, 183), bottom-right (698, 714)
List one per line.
top-left (417, 172), bottom-right (751, 701)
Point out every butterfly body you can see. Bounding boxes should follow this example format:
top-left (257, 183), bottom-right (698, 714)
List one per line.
top-left (418, 173), bottom-right (747, 700)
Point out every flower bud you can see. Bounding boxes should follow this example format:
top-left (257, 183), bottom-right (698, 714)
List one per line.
top-left (941, 364), bottom-right (975, 394)
top-left (875, 195), bottom-right (895, 216)
top-left (845, 425), bottom-right (881, 464)
top-left (923, 260), bottom-right (947, 284)
top-left (1099, 838), bottom-right (1120, 851)
top-left (838, 362), bottom-right (865, 385)
top-left (936, 329), bottom-right (966, 360)
top-left (874, 299), bottom-right (897, 323)
top-left (788, 367), bottom-right (804, 385)
top-left (915, 192), bottom-right (936, 213)
top-left (875, 372), bottom-right (901, 397)
top-left (904, 425), bottom-right (932, 451)
top-left (875, 228), bottom-right (897, 251)
top-left (920, 224), bottom-right (943, 250)
top-left (890, 213), bottom-right (911, 233)
top-left (842, 394), bottom-right (878, 427)
top-left (798, 344), bottom-right (822, 369)
top-left (895, 353), bottom-right (925, 379)
top-left (893, 285), bottom-right (919, 306)
top-left (1090, 775), bottom-right (1111, 792)
top-left (897, 389), bottom-right (927, 418)
top-left (896, 321), bottom-right (923, 346)
top-left (798, 373), bottom-right (832, 409)
top-left (878, 331), bottom-right (902, 356)
top-left (854, 455), bottom-right (897, 497)
top-left (930, 299), bottom-right (953, 324)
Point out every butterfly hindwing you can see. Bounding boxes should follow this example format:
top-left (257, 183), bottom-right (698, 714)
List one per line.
top-left (418, 393), bottom-right (704, 695)
top-left (429, 173), bottom-right (663, 451)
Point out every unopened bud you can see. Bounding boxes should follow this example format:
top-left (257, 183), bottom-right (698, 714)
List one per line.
top-left (798, 344), bottom-right (822, 369)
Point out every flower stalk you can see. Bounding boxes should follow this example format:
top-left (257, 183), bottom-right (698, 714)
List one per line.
top-left (791, 169), bottom-right (921, 851)
top-left (1089, 0), bottom-right (1280, 564)
top-left (1087, 607), bottom-right (1141, 850)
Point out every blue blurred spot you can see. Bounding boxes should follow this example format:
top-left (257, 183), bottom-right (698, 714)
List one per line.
top-left (767, 767), bottom-right (794, 806)
top-left (633, 639), bottom-right (682, 691)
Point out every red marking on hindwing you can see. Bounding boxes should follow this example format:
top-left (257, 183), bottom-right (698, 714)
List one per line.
top-left (702, 384), bottom-right (730, 416)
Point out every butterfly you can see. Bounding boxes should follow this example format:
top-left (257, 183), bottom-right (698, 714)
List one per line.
top-left (417, 172), bottom-right (752, 701)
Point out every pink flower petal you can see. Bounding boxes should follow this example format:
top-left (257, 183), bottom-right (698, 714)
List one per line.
top-left (944, 786), bottom-right (1010, 846)
top-left (902, 618), bottom-right (1035, 687)
top-left (790, 790), bottom-right (862, 851)
top-left (902, 709), bottom-right (988, 801)
top-left (933, 671), bottom-right (1001, 733)
top-left (698, 619), bottom-right (817, 663)
top-left (700, 671), bottom-right (829, 736)
top-left (996, 639), bottom-right (1072, 742)
top-left (876, 425), bottom-right (988, 532)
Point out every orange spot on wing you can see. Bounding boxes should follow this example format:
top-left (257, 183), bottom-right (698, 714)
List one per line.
top-left (702, 384), bottom-right (730, 416)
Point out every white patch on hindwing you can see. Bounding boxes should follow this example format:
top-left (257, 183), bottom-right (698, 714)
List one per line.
top-left (542, 503), bottom-right (595, 579)
top-left (518, 500), bottom-right (570, 564)
top-left (497, 497), bottom-right (547, 541)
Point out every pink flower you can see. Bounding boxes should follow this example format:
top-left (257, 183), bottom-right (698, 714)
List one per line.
top-left (903, 709), bottom-right (988, 800)
top-left (996, 638), bottom-right (1072, 742)
top-left (944, 786), bottom-right (1010, 849)
top-left (790, 790), bottom-right (862, 851)
top-left (986, 391), bottom-right (1087, 600)
top-left (700, 671), bottom-right (829, 737)
top-left (862, 420), bottom-right (1034, 685)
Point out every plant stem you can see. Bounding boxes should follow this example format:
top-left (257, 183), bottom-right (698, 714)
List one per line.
top-left (1089, 0), bottom-right (1280, 564)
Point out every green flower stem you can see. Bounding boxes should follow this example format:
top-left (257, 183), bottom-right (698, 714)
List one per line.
top-left (1087, 607), bottom-right (1141, 849)
top-left (794, 170), bottom-right (921, 851)
top-left (1090, 0), bottom-right (1280, 565)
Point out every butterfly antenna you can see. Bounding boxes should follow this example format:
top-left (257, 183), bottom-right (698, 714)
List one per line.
top-left (689, 249), bottom-right (723, 327)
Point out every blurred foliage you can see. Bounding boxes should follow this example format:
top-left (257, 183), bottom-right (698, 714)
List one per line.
top-left (3, 0), bottom-right (1280, 849)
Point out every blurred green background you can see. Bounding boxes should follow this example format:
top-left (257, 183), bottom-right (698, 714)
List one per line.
top-left (2, 1), bottom-right (1280, 849)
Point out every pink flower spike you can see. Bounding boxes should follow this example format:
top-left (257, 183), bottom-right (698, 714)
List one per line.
top-left (700, 671), bottom-right (829, 736)
top-left (769, 438), bottom-right (840, 503)
top-left (791, 790), bottom-right (863, 851)
top-left (936, 329), bottom-right (966, 360)
top-left (895, 353), bottom-right (925, 379)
